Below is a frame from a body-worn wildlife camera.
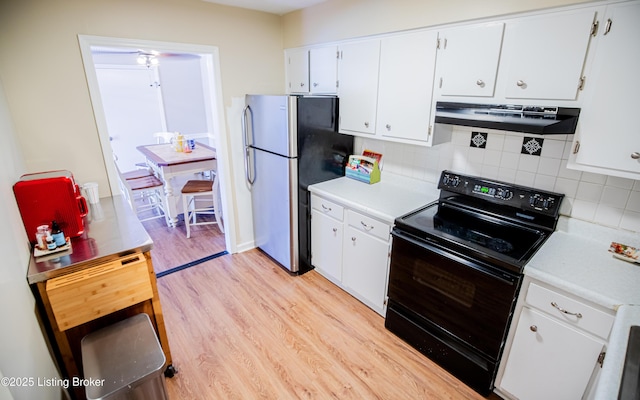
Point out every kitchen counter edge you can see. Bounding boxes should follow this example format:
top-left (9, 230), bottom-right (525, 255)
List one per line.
top-left (308, 173), bottom-right (440, 224)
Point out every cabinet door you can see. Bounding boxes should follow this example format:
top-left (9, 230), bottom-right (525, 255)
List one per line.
top-left (311, 209), bottom-right (343, 284)
top-left (310, 46), bottom-right (338, 94)
top-left (437, 22), bottom-right (504, 97)
top-left (286, 49), bottom-right (309, 94)
top-left (342, 225), bottom-right (391, 316)
top-left (570, 1), bottom-right (640, 178)
top-left (499, 307), bottom-right (604, 400)
top-left (502, 9), bottom-right (596, 100)
top-left (338, 40), bottom-right (380, 135)
top-left (376, 30), bottom-right (438, 143)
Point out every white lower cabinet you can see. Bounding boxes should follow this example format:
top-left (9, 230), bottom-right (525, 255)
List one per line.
top-left (310, 194), bottom-right (392, 316)
top-left (310, 196), bottom-right (344, 285)
top-left (497, 279), bottom-right (615, 400)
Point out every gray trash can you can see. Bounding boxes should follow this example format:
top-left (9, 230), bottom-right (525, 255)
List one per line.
top-left (81, 313), bottom-right (169, 400)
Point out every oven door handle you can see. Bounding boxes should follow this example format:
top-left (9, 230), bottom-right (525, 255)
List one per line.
top-left (391, 228), bottom-right (519, 286)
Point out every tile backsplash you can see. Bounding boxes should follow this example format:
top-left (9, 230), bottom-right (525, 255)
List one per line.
top-left (355, 127), bottom-right (640, 233)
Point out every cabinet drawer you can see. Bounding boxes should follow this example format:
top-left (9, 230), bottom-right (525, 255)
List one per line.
top-left (525, 283), bottom-right (614, 340)
top-left (346, 209), bottom-right (391, 241)
top-left (311, 194), bottom-right (344, 221)
top-left (46, 253), bottom-right (153, 331)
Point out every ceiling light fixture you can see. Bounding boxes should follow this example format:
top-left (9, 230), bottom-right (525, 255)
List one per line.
top-left (137, 53), bottom-right (159, 68)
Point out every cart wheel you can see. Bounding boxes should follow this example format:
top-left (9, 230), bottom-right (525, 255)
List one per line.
top-left (164, 364), bottom-right (177, 378)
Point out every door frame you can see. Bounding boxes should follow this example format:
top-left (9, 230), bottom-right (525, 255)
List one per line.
top-left (78, 34), bottom-right (235, 252)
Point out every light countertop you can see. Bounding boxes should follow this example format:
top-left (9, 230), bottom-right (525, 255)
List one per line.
top-left (308, 172), bottom-right (440, 224)
top-left (524, 216), bottom-right (640, 400)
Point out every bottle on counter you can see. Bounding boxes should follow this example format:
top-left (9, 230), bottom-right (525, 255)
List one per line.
top-left (176, 132), bottom-right (184, 152)
top-left (51, 220), bottom-right (66, 247)
top-left (46, 234), bottom-right (56, 250)
top-left (35, 224), bottom-right (50, 250)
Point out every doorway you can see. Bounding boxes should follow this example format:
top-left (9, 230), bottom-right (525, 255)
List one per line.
top-left (78, 35), bottom-right (236, 272)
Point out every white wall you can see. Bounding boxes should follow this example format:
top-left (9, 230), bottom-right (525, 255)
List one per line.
top-left (0, 80), bottom-right (61, 400)
top-left (160, 57), bottom-right (209, 135)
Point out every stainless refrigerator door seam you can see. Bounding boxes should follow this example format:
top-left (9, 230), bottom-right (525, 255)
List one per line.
top-left (241, 104), bottom-right (256, 185)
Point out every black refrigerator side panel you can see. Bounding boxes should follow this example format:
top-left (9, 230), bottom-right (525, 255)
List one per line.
top-left (296, 96), bottom-right (354, 274)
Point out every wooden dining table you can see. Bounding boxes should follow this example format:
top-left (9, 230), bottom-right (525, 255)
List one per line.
top-left (137, 142), bottom-right (217, 227)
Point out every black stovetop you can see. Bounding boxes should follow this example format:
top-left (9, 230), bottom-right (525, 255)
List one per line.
top-left (393, 171), bottom-right (565, 273)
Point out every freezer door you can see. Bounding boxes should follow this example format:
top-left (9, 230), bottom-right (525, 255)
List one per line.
top-left (246, 95), bottom-right (297, 157)
top-left (252, 149), bottom-right (299, 272)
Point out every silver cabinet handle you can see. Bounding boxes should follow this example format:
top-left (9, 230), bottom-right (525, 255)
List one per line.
top-left (321, 204), bottom-right (332, 212)
top-left (530, 325), bottom-right (538, 332)
top-left (517, 80), bottom-right (526, 87)
top-left (631, 152), bottom-right (640, 159)
top-left (313, 82), bottom-right (318, 87)
top-left (351, 237), bottom-right (356, 242)
top-left (300, 82), bottom-right (305, 87)
top-left (551, 301), bottom-right (583, 318)
top-left (361, 221), bottom-right (374, 231)
top-left (385, 124), bottom-right (391, 131)
top-left (476, 79), bottom-right (485, 87)
top-left (332, 227), bottom-right (337, 233)
top-left (364, 122), bottom-right (370, 128)
top-left (604, 18), bottom-right (612, 35)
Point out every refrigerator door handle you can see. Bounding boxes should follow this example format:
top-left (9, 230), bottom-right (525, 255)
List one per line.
top-left (242, 104), bottom-right (256, 185)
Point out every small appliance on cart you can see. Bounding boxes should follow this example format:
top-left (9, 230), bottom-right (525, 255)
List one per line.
top-left (13, 170), bottom-right (88, 245)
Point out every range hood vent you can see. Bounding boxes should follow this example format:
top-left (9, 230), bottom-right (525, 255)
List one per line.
top-left (434, 102), bottom-right (581, 135)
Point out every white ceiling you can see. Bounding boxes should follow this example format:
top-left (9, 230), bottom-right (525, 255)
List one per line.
top-left (201, 0), bottom-right (328, 15)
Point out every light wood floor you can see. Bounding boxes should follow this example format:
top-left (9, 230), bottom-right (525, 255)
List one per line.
top-left (142, 213), bottom-right (226, 274)
top-left (153, 248), bottom-right (502, 399)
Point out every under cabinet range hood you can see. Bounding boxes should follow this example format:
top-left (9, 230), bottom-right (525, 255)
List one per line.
top-left (434, 102), bottom-right (581, 135)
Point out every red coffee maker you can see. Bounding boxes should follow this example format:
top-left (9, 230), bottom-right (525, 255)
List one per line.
top-left (13, 170), bottom-right (88, 244)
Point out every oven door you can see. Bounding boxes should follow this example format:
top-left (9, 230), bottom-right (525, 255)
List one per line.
top-left (387, 229), bottom-right (521, 360)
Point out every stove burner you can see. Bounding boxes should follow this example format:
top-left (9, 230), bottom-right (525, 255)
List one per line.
top-left (436, 218), bottom-right (514, 254)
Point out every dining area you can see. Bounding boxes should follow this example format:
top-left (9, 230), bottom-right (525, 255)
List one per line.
top-left (114, 133), bottom-right (224, 239)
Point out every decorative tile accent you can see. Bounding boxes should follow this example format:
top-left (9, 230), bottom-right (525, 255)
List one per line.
top-left (522, 137), bottom-right (543, 156)
top-left (470, 132), bottom-right (487, 148)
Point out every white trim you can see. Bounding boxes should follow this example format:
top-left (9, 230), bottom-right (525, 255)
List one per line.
top-left (78, 34), bottom-right (236, 253)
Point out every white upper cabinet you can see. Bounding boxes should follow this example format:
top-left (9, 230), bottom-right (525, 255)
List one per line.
top-left (338, 39), bottom-right (381, 135)
top-left (309, 46), bottom-right (338, 94)
top-left (568, 0), bottom-right (640, 179)
top-left (376, 30), bottom-right (439, 144)
top-left (286, 46), bottom-right (338, 94)
top-left (436, 23), bottom-right (504, 97)
top-left (286, 49), bottom-right (309, 94)
top-left (501, 8), bottom-right (597, 100)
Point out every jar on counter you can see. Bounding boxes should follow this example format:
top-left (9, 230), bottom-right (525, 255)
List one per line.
top-left (36, 225), bottom-right (50, 250)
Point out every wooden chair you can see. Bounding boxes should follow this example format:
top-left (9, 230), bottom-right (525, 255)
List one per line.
top-left (114, 161), bottom-right (166, 223)
top-left (181, 174), bottom-right (223, 238)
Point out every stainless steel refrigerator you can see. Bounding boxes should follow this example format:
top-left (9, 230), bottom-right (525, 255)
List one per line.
top-left (242, 95), bottom-right (353, 273)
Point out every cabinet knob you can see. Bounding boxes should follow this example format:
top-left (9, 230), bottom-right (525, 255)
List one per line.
top-left (351, 237), bottom-right (356, 242)
top-left (476, 79), bottom-right (485, 87)
top-left (313, 82), bottom-right (318, 87)
top-left (516, 80), bottom-right (526, 88)
top-left (364, 122), bottom-right (370, 128)
top-left (385, 124), bottom-right (391, 131)
top-left (300, 82), bottom-right (305, 87)
top-left (632, 152), bottom-right (640, 160)
top-left (530, 325), bottom-right (538, 332)
top-left (332, 228), bottom-right (337, 233)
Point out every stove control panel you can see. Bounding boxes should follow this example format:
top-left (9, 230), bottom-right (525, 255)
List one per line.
top-left (439, 171), bottom-right (564, 217)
